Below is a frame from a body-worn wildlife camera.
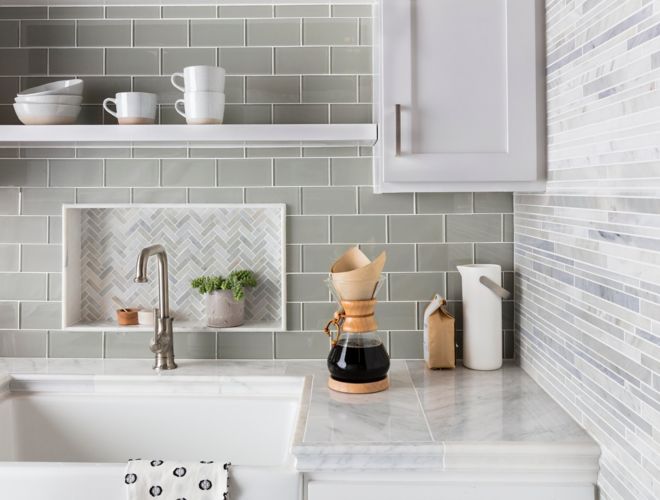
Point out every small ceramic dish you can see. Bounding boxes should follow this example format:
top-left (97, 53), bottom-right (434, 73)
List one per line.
top-left (137, 309), bottom-right (155, 326)
top-left (18, 79), bottom-right (84, 97)
top-left (13, 102), bottom-right (81, 125)
top-left (116, 308), bottom-right (139, 326)
top-left (15, 94), bottom-right (83, 106)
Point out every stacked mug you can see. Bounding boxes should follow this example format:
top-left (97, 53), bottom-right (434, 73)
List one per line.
top-left (171, 65), bottom-right (226, 124)
top-left (103, 92), bottom-right (157, 124)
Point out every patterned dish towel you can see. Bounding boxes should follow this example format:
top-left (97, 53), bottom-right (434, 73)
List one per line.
top-left (124, 459), bottom-right (230, 500)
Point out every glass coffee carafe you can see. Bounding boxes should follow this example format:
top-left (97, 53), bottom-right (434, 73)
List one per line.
top-left (323, 278), bottom-right (390, 393)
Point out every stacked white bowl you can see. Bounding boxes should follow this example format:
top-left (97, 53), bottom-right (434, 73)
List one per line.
top-left (14, 79), bottom-right (84, 125)
top-left (171, 66), bottom-right (226, 124)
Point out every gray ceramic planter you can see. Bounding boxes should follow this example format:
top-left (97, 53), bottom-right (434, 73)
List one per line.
top-left (206, 290), bottom-right (245, 328)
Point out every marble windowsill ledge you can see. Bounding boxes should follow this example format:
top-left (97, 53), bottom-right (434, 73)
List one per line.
top-left (0, 358), bottom-right (600, 478)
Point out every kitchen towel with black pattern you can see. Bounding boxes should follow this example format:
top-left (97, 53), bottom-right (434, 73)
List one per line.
top-left (124, 459), bottom-right (230, 500)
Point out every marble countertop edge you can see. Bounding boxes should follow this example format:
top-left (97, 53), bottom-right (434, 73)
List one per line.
top-left (442, 441), bottom-right (601, 455)
top-left (293, 441), bottom-right (601, 473)
top-left (292, 443), bottom-right (445, 454)
top-left (292, 375), bottom-right (314, 446)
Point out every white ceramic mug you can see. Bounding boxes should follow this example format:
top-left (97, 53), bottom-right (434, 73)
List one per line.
top-left (102, 92), bottom-right (157, 125)
top-left (175, 92), bottom-right (225, 124)
top-left (171, 66), bottom-right (226, 93)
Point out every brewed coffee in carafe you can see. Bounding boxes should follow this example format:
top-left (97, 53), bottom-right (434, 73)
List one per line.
top-left (324, 279), bottom-right (390, 393)
top-left (327, 331), bottom-right (390, 383)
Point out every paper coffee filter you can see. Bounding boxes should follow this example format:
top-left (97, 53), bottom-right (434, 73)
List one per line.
top-left (330, 278), bottom-right (381, 301)
top-left (331, 248), bottom-right (386, 282)
top-left (329, 247), bottom-right (387, 300)
top-left (330, 246), bottom-right (371, 273)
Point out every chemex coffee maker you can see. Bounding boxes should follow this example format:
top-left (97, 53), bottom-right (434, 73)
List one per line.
top-left (323, 247), bottom-right (390, 394)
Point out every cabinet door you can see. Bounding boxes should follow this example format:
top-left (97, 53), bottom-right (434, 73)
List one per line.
top-left (378, 0), bottom-right (545, 192)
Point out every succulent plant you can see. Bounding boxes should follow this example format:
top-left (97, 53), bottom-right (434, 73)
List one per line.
top-left (191, 270), bottom-right (257, 301)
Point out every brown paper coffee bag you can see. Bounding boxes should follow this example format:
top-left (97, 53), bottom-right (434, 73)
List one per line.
top-left (423, 294), bottom-right (455, 369)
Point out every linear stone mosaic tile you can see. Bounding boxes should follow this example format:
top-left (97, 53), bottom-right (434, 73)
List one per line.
top-left (518, 1), bottom-right (660, 499)
top-left (79, 205), bottom-right (283, 325)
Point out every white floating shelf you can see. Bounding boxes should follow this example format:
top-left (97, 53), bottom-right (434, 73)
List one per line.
top-left (0, 124), bottom-right (377, 148)
top-left (66, 319), bottom-right (281, 333)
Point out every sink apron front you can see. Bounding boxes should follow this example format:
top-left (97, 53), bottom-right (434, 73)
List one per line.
top-left (0, 375), bottom-right (304, 500)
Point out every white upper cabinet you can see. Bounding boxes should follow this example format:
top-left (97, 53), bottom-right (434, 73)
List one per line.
top-left (374, 0), bottom-right (545, 193)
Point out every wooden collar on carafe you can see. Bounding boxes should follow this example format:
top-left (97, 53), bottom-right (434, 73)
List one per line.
top-left (338, 299), bottom-right (378, 333)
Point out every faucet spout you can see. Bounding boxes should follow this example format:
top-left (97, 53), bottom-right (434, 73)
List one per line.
top-left (133, 244), bottom-right (176, 370)
top-left (134, 244), bottom-right (169, 319)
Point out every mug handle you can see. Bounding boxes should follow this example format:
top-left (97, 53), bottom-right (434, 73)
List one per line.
top-left (174, 99), bottom-right (187, 119)
top-left (171, 72), bottom-right (185, 92)
top-left (102, 98), bottom-right (118, 118)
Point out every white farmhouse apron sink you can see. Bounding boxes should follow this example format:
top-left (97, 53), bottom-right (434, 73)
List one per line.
top-left (0, 374), bottom-right (304, 500)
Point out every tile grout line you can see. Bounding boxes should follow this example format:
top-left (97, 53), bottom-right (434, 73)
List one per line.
top-left (404, 360), bottom-right (437, 446)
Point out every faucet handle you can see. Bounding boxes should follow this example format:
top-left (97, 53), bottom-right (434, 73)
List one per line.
top-left (149, 309), bottom-right (171, 353)
top-left (150, 334), bottom-right (171, 354)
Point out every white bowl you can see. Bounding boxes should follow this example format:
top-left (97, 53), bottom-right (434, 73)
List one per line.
top-left (13, 102), bottom-right (81, 125)
top-left (137, 309), bottom-right (155, 326)
top-left (15, 94), bottom-right (83, 106)
top-left (18, 79), bottom-right (84, 97)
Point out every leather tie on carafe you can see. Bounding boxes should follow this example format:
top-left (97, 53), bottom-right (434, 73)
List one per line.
top-left (324, 300), bottom-right (378, 346)
top-left (323, 310), bottom-right (345, 346)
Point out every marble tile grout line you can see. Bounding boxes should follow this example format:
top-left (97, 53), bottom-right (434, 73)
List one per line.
top-left (403, 360), bottom-right (437, 447)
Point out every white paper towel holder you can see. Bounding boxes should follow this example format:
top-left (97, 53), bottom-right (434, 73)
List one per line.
top-left (457, 264), bottom-right (511, 371)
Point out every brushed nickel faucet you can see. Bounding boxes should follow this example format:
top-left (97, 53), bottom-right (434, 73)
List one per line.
top-left (134, 244), bottom-right (177, 370)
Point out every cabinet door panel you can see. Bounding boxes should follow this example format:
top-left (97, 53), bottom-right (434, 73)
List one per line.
top-left (380, 0), bottom-right (544, 187)
top-left (413, 0), bottom-right (508, 154)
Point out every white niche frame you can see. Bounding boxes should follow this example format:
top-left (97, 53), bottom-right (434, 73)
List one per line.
top-left (62, 203), bottom-right (287, 332)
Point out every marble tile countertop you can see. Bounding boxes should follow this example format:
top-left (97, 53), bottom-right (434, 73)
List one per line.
top-left (0, 358), bottom-right (600, 477)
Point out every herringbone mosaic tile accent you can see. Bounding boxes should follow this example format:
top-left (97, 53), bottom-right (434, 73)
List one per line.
top-left (80, 206), bottom-right (283, 325)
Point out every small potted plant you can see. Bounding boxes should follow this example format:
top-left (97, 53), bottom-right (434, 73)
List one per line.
top-left (191, 270), bottom-right (257, 328)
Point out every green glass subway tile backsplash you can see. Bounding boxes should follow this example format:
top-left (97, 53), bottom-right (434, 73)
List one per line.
top-left (0, 4), bottom-right (514, 360)
top-left (0, 3), bottom-right (374, 125)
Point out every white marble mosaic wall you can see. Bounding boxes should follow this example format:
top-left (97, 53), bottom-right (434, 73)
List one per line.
top-left (516, 1), bottom-right (660, 498)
